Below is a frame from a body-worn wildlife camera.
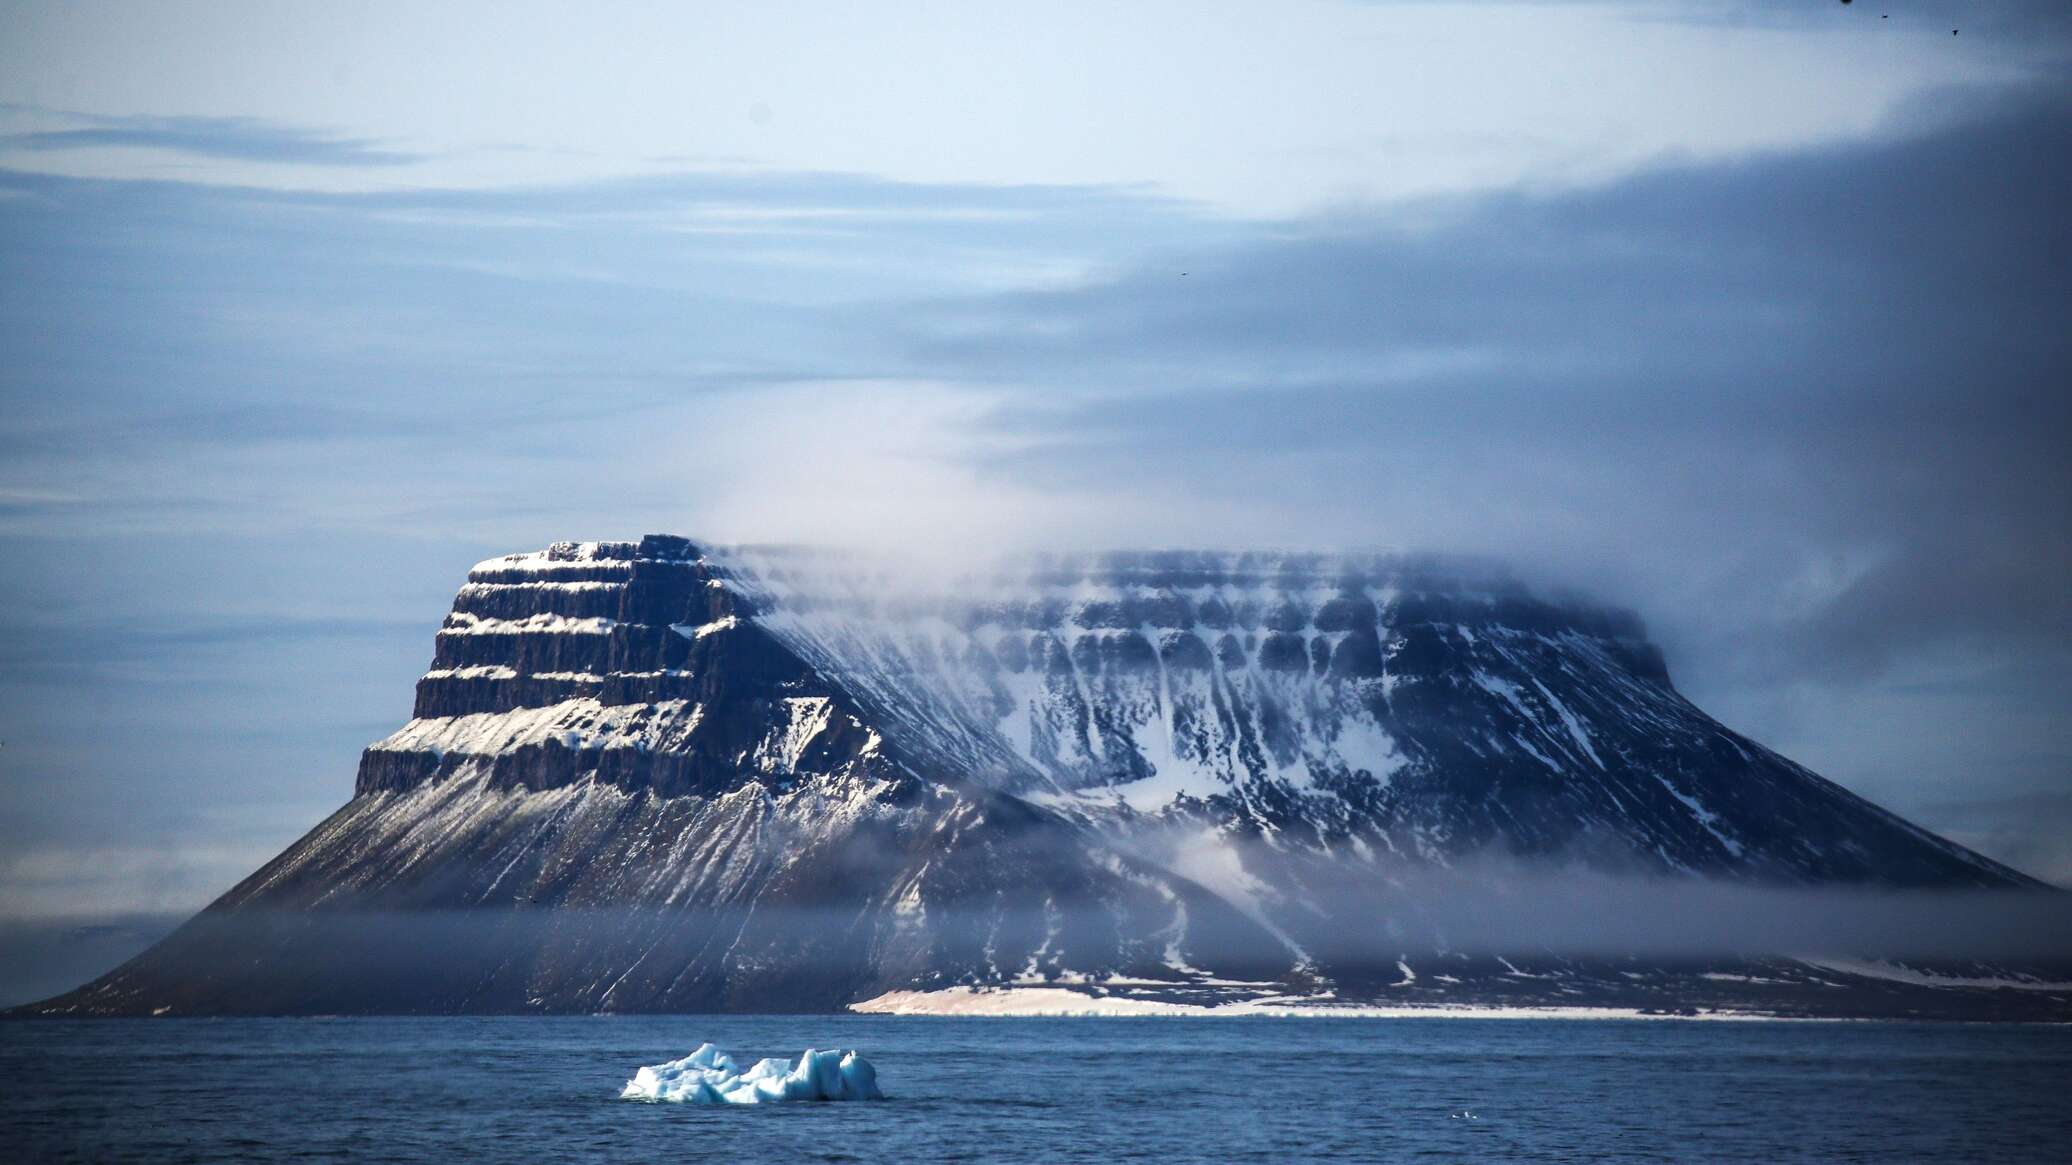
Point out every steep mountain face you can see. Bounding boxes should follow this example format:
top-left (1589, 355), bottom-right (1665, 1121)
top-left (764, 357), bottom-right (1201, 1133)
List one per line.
top-left (28, 536), bottom-right (2057, 1019)
top-left (50, 538), bottom-right (1274, 1014)
top-left (727, 546), bottom-right (2019, 887)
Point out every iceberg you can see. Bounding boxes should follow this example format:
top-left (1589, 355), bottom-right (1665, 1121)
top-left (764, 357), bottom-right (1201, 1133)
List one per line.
top-left (619, 1043), bottom-right (884, 1103)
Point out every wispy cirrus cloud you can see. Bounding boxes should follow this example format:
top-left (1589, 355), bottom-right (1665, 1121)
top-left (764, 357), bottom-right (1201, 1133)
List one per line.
top-left (1, 110), bottom-right (427, 167)
top-left (0, 1), bottom-right (2035, 211)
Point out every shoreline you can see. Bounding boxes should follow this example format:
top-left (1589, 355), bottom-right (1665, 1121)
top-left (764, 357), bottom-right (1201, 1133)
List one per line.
top-left (847, 986), bottom-right (1853, 1021)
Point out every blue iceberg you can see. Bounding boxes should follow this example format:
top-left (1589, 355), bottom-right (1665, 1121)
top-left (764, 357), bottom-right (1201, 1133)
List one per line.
top-left (619, 1043), bottom-right (883, 1103)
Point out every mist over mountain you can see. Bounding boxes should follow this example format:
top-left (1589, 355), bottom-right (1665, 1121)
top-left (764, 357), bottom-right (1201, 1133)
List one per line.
top-left (24, 536), bottom-right (2065, 1021)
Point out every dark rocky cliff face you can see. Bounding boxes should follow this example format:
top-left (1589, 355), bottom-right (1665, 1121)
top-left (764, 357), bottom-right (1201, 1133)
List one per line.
top-left (23, 536), bottom-right (2061, 1019)
top-left (359, 535), bottom-right (884, 798)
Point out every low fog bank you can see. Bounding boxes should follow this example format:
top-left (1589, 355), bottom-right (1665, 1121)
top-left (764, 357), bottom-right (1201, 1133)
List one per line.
top-left (1120, 828), bottom-right (2072, 966)
top-left (1290, 868), bottom-right (2072, 966)
top-left (0, 914), bottom-right (184, 1008)
top-left (27, 876), bottom-right (2069, 1010)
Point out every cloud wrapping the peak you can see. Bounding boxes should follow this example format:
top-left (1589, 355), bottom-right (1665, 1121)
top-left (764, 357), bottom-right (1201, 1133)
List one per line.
top-left (1, 63), bottom-right (2069, 928)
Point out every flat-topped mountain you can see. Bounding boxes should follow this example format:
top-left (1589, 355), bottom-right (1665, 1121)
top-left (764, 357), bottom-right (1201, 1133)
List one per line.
top-left (24, 536), bottom-right (2062, 1019)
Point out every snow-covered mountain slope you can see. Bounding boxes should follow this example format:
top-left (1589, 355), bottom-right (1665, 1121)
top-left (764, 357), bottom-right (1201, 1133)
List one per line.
top-left (721, 545), bottom-right (2026, 887)
top-left (24, 536), bottom-right (2057, 1018)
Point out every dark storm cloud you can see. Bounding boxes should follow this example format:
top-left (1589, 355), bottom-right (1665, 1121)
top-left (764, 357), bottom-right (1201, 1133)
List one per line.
top-left (0, 111), bottom-right (426, 166)
top-left (899, 84), bottom-right (2072, 689)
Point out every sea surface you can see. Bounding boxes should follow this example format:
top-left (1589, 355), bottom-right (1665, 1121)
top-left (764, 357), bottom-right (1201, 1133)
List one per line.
top-left (4, 1015), bottom-right (2068, 1163)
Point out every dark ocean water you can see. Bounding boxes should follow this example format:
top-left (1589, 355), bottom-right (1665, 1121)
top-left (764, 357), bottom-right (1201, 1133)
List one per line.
top-left (3, 1016), bottom-right (2068, 1163)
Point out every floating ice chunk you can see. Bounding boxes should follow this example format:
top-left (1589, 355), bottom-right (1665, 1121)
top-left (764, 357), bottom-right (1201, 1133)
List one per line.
top-left (619, 1043), bottom-right (883, 1103)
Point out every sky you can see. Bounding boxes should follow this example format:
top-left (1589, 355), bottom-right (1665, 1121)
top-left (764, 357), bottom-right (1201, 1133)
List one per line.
top-left (1, 0), bottom-right (2069, 965)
